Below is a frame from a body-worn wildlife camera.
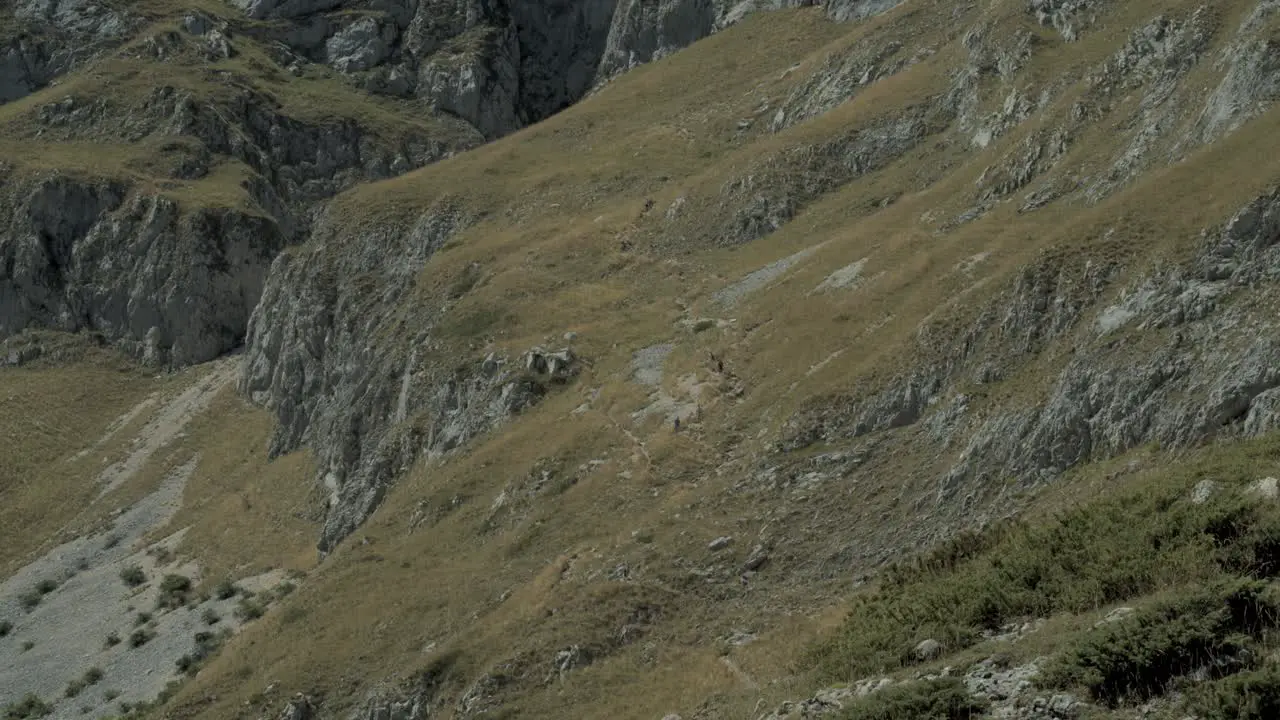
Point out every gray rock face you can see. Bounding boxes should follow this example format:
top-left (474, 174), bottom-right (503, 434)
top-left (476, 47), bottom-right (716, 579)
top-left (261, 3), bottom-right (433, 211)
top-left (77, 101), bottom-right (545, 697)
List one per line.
top-left (0, 39), bottom-right (57, 104)
top-left (824, 0), bottom-right (905, 23)
top-left (325, 16), bottom-right (397, 73)
top-left (1, 0), bottom-right (134, 104)
top-left (783, 186), bottom-right (1280, 516)
top-left (1190, 1), bottom-right (1280, 144)
top-left (0, 80), bottom-right (469, 363)
top-left (0, 177), bottom-right (284, 366)
top-left (595, 0), bottom-right (717, 82)
top-left (159, 87), bottom-right (464, 214)
top-left (228, 0), bottom-right (909, 140)
top-left (225, 0), bottom-right (346, 21)
top-left (13, 0), bottom-right (131, 40)
top-left (240, 206), bottom-right (578, 551)
top-left (715, 101), bottom-right (949, 247)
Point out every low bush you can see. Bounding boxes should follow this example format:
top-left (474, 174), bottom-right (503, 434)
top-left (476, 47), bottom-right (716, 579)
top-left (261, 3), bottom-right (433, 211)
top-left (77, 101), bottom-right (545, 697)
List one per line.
top-left (1041, 582), bottom-right (1280, 706)
top-left (157, 574), bottom-right (192, 609)
top-left (214, 578), bottom-right (238, 600)
top-left (3, 694), bottom-right (51, 719)
top-left (128, 629), bottom-right (155, 648)
top-left (119, 566), bottom-right (146, 588)
top-left (816, 478), bottom-right (1280, 680)
top-left (235, 597), bottom-right (265, 622)
top-left (1190, 663), bottom-right (1280, 718)
top-left (839, 678), bottom-right (987, 720)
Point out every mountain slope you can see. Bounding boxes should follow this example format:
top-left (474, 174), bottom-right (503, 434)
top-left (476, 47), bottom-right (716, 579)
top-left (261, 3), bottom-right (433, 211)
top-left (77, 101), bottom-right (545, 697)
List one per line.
top-left (3, 0), bottom-right (1280, 719)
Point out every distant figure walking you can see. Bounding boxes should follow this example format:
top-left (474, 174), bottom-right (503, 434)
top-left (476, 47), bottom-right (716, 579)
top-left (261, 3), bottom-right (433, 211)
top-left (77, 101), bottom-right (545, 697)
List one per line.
top-left (674, 417), bottom-right (681, 432)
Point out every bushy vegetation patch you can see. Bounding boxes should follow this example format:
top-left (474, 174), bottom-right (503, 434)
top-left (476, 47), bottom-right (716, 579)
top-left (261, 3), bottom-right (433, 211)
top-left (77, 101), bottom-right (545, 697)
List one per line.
top-left (1041, 580), bottom-right (1280, 705)
top-left (1191, 664), bottom-right (1280, 719)
top-left (816, 469), bottom-right (1280, 700)
top-left (839, 679), bottom-right (988, 720)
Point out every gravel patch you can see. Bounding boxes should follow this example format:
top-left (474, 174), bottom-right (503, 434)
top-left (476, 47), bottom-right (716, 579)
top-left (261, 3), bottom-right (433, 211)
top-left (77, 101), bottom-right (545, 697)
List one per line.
top-left (812, 257), bottom-right (868, 293)
top-left (632, 344), bottom-right (676, 387)
top-left (0, 359), bottom-right (281, 719)
top-left (712, 243), bottom-right (825, 308)
top-left (97, 360), bottom-right (236, 496)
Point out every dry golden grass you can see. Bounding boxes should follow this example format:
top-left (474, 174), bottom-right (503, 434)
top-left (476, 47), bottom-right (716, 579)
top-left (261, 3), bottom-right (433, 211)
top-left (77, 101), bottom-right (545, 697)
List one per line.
top-left (161, 386), bottom-right (319, 584)
top-left (0, 345), bottom-right (173, 574)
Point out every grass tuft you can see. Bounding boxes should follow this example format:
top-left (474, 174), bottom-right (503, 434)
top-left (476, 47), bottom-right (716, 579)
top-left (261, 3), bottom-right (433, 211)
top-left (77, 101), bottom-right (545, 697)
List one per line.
top-left (214, 578), bottom-right (238, 600)
top-left (157, 574), bottom-right (193, 609)
top-left (129, 628), bottom-right (156, 648)
top-left (120, 565), bottom-right (146, 588)
top-left (2, 694), bottom-right (51, 719)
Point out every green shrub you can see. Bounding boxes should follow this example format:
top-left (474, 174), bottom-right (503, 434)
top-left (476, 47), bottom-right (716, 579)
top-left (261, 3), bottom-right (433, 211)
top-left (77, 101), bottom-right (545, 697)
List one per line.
top-left (128, 629), bottom-right (155, 648)
top-left (202, 608), bottom-right (221, 625)
top-left (34, 579), bottom-right (57, 595)
top-left (1041, 580), bottom-right (1279, 705)
top-left (18, 592), bottom-right (41, 612)
top-left (64, 678), bottom-right (87, 698)
top-left (3, 694), bottom-right (52, 719)
top-left (20, 640), bottom-right (34, 652)
top-left (103, 689), bottom-right (120, 701)
top-left (1192, 665), bottom-right (1280, 719)
top-left (175, 629), bottom-right (229, 675)
top-left (104, 631), bottom-right (121, 648)
top-left (839, 678), bottom-right (988, 720)
top-left (214, 578), bottom-right (238, 600)
top-left (157, 574), bottom-right (192, 609)
top-left (83, 667), bottom-right (104, 685)
top-left (816, 480), bottom-right (1280, 680)
top-left (0, 620), bottom-right (11, 637)
top-left (235, 597), bottom-right (265, 622)
top-left (134, 612), bottom-right (151, 626)
top-left (119, 565), bottom-right (146, 588)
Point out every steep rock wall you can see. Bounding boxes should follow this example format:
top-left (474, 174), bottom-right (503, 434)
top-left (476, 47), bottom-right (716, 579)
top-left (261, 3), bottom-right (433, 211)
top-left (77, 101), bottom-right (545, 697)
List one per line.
top-left (0, 177), bottom-right (283, 366)
top-left (240, 206), bottom-right (577, 551)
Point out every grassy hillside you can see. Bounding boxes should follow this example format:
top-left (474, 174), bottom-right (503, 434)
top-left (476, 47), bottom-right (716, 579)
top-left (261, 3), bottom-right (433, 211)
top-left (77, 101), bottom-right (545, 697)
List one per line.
top-left (4, 0), bottom-right (1280, 718)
